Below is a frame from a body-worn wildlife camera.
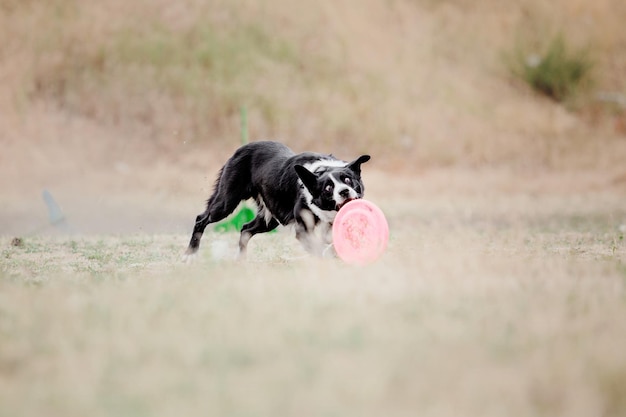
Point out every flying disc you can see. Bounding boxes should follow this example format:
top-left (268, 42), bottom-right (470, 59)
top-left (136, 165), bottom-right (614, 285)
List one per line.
top-left (332, 199), bottom-right (389, 265)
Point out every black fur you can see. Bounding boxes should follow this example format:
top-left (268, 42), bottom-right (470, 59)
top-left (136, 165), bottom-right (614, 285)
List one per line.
top-left (184, 141), bottom-right (370, 258)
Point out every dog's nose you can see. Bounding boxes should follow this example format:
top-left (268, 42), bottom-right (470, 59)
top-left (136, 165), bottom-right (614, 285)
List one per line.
top-left (339, 188), bottom-right (350, 199)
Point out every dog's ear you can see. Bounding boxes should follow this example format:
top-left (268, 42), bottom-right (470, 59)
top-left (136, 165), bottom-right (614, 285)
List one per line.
top-left (347, 155), bottom-right (371, 176)
top-left (295, 165), bottom-right (319, 195)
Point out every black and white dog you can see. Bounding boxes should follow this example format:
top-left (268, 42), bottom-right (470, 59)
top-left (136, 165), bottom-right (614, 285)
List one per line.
top-left (184, 141), bottom-right (370, 259)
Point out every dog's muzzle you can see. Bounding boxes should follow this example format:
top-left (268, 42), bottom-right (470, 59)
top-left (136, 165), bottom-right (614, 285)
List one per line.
top-left (337, 198), bottom-right (356, 211)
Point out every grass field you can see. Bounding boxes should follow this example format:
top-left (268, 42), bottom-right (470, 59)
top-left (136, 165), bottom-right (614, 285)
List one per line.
top-left (2, 172), bottom-right (625, 417)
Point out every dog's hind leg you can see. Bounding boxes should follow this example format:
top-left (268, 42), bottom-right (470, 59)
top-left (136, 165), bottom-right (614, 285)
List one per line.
top-left (184, 151), bottom-right (255, 261)
top-left (184, 191), bottom-right (247, 260)
top-left (238, 216), bottom-right (279, 258)
top-left (185, 210), bottom-right (212, 257)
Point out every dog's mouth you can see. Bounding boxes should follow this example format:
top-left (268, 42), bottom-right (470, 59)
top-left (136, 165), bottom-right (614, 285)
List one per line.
top-left (337, 198), bottom-right (356, 211)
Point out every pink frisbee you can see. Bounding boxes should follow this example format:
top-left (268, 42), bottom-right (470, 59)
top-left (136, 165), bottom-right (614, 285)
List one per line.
top-left (332, 199), bottom-right (389, 265)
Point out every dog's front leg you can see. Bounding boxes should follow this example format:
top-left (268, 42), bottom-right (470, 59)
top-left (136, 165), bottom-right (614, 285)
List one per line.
top-left (319, 222), bottom-right (337, 258)
top-left (295, 209), bottom-right (331, 257)
top-left (295, 223), bottom-right (323, 256)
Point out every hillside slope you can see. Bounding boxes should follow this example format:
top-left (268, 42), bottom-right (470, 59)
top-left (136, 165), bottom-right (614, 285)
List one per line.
top-left (1, 0), bottom-right (625, 181)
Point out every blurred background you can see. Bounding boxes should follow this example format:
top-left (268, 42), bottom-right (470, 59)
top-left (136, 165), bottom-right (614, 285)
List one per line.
top-left (1, 0), bottom-right (625, 234)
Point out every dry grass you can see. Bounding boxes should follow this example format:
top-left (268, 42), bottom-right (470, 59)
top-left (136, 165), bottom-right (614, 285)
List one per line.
top-left (2, 174), bottom-right (626, 417)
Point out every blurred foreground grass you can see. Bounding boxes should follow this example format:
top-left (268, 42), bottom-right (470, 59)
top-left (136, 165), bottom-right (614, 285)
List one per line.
top-left (1, 207), bottom-right (625, 417)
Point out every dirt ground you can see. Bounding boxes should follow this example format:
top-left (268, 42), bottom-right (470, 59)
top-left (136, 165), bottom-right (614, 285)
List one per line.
top-left (2, 122), bottom-right (625, 238)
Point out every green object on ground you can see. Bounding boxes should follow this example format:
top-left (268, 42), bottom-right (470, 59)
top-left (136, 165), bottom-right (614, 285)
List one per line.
top-left (214, 206), bottom-right (256, 233)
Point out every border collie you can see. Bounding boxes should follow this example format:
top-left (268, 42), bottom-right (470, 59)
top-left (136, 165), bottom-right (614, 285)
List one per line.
top-left (184, 141), bottom-right (370, 259)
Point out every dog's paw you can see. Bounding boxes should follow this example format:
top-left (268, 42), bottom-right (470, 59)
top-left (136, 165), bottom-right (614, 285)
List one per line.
top-left (181, 251), bottom-right (198, 264)
top-left (322, 244), bottom-right (337, 259)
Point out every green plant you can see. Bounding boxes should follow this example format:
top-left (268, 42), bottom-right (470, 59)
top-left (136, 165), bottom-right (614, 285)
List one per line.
top-left (509, 34), bottom-right (593, 102)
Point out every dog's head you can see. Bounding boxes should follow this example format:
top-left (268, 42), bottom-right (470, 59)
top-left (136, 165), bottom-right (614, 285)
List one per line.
top-left (295, 155), bottom-right (371, 215)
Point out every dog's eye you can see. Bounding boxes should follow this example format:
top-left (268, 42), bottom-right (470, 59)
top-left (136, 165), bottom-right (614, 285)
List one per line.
top-left (344, 177), bottom-right (352, 186)
top-left (324, 184), bottom-right (333, 193)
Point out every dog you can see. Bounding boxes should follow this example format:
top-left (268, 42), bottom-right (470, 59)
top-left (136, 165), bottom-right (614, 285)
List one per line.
top-left (184, 141), bottom-right (370, 259)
